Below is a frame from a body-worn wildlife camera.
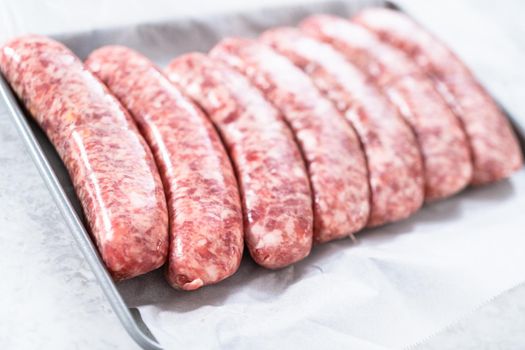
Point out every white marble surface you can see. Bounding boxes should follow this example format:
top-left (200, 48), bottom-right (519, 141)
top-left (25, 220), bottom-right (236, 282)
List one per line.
top-left (415, 283), bottom-right (525, 350)
top-left (0, 0), bottom-right (524, 349)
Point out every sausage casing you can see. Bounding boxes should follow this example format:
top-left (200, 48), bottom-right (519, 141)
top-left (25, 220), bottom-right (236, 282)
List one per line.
top-left (0, 36), bottom-right (168, 280)
top-left (166, 53), bottom-right (313, 269)
top-left (211, 38), bottom-right (370, 242)
top-left (301, 15), bottom-right (473, 200)
top-left (353, 7), bottom-right (523, 184)
top-left (262, 28), bottom-right (424, 226)
top-left (86, 46), bottom-right (244, 290)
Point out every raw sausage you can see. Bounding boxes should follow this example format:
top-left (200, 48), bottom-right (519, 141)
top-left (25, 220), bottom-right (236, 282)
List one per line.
top-left (261, 28), bottom-right (424, 226)
top-left (301, 15), bottom-right (473, 200)
top-left (353, 7), bottom-right (523, 184)
top-left (210, 38), bottom-right (369, 242)
top-left (166, 53), bottom-right (313, 269)
top-left (0, 36), bottom-right (168, 280)
top-left (85, 46), bottom-right (244, 290)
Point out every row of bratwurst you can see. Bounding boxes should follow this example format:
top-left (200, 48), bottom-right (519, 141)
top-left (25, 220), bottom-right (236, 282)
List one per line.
top-left (0, 8), bottom-right (522, 291)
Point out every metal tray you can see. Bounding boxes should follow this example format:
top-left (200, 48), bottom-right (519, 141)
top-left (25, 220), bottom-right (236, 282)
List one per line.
top-left (1, 1), bottom-right (524, 349)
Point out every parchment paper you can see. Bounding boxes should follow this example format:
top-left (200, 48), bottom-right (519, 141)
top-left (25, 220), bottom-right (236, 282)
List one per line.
top-left (118, 170), bottom-right (525, 350)
top-left (51, 1), bottom-right (525, 349)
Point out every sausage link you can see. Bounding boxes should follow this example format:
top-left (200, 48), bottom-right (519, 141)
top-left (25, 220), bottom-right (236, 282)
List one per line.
top-left (261, 28), bottom-right (424, 226)
top-left (210, 38), bottom-right (369, 242)
top-left (166, 53), bottom-right (313, 269)
top-left (301, 15), bottom-right (473, 200)
top-left (353, 7), bottom-right (523, 184)
top-left (85, 46), bottom-right (244, 290)
top-left (0, 36), bottom-right (168, 280)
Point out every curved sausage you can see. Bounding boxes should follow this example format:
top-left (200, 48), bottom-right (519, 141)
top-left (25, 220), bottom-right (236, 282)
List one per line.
top-left (353, 7), bottom-right (523, 184)
top-left (85, 46), bottom-right (244, 290)
top-left (301, 15), bottom-right (473, 200)
top-left (210, 38), bottom-right (369, 242)
top-left (261, 28), bottom-right (424, 226)
top-left (165, 53), bottom-right (313, 269)
top-left (0, 35), bottom-right (168, 280)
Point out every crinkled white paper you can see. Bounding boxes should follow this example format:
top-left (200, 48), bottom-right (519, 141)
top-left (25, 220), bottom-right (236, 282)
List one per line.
top-left (120, 170), bottom-right (525, 349)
